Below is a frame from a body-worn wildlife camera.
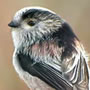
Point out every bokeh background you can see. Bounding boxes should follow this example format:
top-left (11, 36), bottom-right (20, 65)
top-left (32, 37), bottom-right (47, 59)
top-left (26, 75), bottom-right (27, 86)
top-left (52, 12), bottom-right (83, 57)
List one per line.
top-left (0, 0), bottom-right (90, 90)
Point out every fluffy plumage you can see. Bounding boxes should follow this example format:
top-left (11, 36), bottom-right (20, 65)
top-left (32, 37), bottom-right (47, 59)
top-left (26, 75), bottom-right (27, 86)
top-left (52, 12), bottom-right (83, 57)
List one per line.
top-left (8, 7), bottom-right (89, 90)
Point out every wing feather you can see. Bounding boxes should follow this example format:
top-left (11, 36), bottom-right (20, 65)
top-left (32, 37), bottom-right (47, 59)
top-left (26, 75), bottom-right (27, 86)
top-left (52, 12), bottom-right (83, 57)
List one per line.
top-left (17, 53), bottom-right (73, 90)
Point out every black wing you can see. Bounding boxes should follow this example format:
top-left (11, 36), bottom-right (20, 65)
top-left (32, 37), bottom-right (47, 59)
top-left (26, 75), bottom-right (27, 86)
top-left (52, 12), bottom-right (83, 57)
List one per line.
top-left (17, 52), bottom-right (73, 90)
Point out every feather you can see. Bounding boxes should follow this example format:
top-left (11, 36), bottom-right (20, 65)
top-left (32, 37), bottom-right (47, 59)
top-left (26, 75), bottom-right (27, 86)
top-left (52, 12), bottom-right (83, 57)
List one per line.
top-left (17, 52), bottom-right (73, 90)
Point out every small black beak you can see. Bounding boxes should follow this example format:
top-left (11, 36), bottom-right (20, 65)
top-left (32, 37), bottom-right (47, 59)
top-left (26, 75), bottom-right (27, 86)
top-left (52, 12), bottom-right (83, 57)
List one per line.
top-left (8, 21), bottom-right (19, 28)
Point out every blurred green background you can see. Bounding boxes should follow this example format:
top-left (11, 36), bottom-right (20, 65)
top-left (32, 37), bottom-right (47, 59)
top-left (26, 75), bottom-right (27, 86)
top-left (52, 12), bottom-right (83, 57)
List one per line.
top-left (0, 0), bottom-right (90, 90)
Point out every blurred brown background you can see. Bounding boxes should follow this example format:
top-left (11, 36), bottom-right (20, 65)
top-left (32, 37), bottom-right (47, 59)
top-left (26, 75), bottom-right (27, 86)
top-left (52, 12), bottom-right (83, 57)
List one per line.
top-left (0, 0), bottom-right (90, 90)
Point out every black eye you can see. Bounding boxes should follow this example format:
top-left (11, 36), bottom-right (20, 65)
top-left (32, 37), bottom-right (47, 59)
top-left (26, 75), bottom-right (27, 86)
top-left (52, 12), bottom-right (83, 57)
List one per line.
top-left (28, 21), bottom-right (35, 26)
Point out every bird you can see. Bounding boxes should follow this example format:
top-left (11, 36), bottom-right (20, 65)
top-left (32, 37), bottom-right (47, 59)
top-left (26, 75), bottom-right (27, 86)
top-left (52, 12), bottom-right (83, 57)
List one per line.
top-left (8, 7), bottom-right (89, 90)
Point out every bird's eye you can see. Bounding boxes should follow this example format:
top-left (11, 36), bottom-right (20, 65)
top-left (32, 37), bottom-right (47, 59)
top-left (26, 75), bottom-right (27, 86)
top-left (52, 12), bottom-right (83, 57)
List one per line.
top-left (28, 20), bottom-right (35, 26)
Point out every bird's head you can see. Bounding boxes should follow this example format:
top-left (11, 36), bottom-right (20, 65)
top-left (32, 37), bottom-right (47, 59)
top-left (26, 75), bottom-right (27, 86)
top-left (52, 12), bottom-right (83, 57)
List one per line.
top-left (8, 7), bottom-right (64, 48)
top-left (8, 7), bottom-right (64, 33)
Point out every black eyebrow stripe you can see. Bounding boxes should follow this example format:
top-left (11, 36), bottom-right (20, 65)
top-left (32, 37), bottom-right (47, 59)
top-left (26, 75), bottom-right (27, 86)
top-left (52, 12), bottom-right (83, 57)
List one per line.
top-left (22, 9), bottom-right (52, 20)
top-left (22, 9), bottom-right (43, 19)
top-left (22, 9), bottom-right (37, 19)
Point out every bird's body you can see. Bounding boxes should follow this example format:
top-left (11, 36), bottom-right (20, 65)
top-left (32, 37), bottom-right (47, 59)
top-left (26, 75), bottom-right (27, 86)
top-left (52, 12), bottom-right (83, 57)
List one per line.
top-left (8, 7), bottom-right (89, 90)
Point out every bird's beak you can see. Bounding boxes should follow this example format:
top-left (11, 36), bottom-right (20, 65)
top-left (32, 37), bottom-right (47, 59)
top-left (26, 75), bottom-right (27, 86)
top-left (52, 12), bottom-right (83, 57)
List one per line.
top-left (8, 21), bottom-right (19, 28)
